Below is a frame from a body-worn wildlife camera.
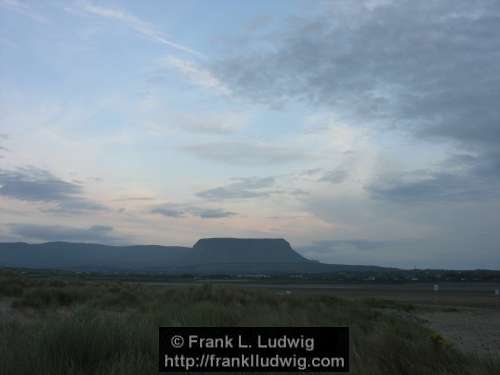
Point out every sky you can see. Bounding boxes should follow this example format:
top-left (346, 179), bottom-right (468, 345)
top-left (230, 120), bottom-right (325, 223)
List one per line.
top-left (1, 0), bottom-right (499, 269)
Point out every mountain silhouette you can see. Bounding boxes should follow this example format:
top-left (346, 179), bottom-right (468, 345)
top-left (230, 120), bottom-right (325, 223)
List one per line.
top-left (0, 238), bottom-right (391, 274)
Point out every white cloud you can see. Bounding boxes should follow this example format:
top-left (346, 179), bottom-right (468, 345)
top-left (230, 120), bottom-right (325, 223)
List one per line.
top-left (163, 56), bottom-right (231, 95)
top-left (78, 1), bottom-right (204, 58)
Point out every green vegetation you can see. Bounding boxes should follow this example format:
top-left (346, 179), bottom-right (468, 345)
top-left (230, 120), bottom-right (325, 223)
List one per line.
top-left (360, 297), bottom-right (417, 312)
top-left (0, 270), bottom-right (498, 375)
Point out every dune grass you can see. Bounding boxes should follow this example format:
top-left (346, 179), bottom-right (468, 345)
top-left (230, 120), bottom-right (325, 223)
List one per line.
top-left (0, 272), bottom-right (498, 375)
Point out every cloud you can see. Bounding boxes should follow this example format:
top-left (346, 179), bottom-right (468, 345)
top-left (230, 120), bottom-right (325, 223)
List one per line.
top-left (318, 169), bottom-right (349, 184)
top-left (367, 153), bottom-right (500, 203)
top-left (300, 161), bottom-right (500, 268)
top-left (368, 173), bottom-right (472, 203)
top-left (174, 111), bottom-right (246, 134)
top-left (0, 167), bottom-right (80, 201)
top-left (210, 0), bottom-right (500, 212)
top-left (151, 203), bottom-right (236, 219)
top-left (78, 1), bottom-right (203, 58)
top-left (151, 203), bottom-right (185, 218)
top-left (163, 56), bottom-right (230, 95)
top-left (0, 167), bottom-right (106, 213)
top-left (188, 207), bottom-right (236, 219)
top-left (7, 223), bottom-right (125, 244)
top-left (299, 168), bottom-right (323, 176)
top-left (49, 199), bottom-right (105, 213)
top-left (212, 0), bottom-right (500, 156)
top-left (197, 177), bottom-right (275, 200)
top-left (183, 141), bottom-right (307, 166)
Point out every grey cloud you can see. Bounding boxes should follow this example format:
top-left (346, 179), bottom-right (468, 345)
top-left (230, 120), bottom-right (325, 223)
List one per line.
top-left (213, 0), bottom-right (500, 167)
top-left (302, 169), bottom-right (500, 268)
top-left (0, 167), bottom-right (79, 201)
top-left (318, 170), bottom-right (348, 184)
top-left (367, 172), bottom-right (472, 203)
top-left (288, 188), bottom-right (309, 196)
top-left (211, 0), bottom-right (500, 207)
top-left (300, 168), bottom-right (323, 176)
top-left (0, 167), bottom-right (106, 212)
top-left (7, 223), bottom-right (124, 244)
top-left (197, 177), bottom-right (275, 200)
top-left (367, 154), bottom-right (500, 203)
top-left (50, 199), bottom-right (106, 213)
top-left (151, 204), bottom-right (185, 218)
top-left (468, 151), bottom-right (500, 180)
top-left (263, 0), bottom-right (500, 266)
top-left (197, 176), bottom-right (310, 200)
top-left (188, 207), bottom-right (236, 219)
top-left (183, 141), bottom-right (307, 166)
top-left (151, 203), bottom-right (236, 219)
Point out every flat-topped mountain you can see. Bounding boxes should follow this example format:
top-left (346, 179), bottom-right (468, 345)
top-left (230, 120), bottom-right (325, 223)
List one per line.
top-left (0, 238), bottom-right (391, 274)
top-left (192, 238), bottom-right (307, 263)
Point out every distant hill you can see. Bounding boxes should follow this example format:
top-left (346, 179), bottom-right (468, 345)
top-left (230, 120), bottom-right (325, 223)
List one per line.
top-left (0, 238), bottom-right (392, 274)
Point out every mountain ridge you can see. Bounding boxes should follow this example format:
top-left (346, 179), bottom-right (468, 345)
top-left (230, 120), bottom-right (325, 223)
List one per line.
top-left (0, 238), bottom-right (393, 274)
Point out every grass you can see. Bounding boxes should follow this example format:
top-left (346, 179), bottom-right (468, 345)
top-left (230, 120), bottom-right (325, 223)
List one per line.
top-left (0, 271), bottom-right (498, 375)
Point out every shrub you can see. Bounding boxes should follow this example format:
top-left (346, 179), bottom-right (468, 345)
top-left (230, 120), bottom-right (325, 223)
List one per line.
top-left (12, 287), bottom-right (89, 309)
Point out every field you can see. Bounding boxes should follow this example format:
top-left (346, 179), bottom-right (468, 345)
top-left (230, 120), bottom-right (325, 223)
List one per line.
top-left (233, 282), bottom-right (500, 355)
top-left (0, 269), bottom-right (499, 375)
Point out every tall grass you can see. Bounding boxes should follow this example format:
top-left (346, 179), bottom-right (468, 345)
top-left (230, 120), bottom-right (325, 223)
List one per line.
top-left (0, 275), bottom-right (498, 375)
